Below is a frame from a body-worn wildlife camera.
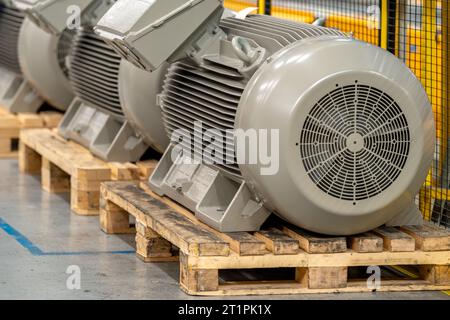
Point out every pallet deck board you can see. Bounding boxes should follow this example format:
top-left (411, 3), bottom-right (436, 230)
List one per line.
top-left (19, 128), bottom-right (157, 215)
top-left (100, 181), bottom-right (450, 296)
top-left (101, 182), bottom-right (230, 257)
top-left (222, 232), bottom-right (268, 256)
top-left (254, 228), bottom-right (299, 255)
top-left (348, 232), bottom-right (384, 253)
top-left (0, 108), bottom-right (62, 157)
top-left (282, 226), bottom-right (347, 253)
top-left (373, 226), bottom-right (416, 252)
top-left (400, 223), bottom-right (450, 251)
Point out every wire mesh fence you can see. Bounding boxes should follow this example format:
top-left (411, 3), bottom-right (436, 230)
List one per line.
top-left (394, 0), bottom-right (449, 228)
top-left (223, 0), bottom-right (449, 228)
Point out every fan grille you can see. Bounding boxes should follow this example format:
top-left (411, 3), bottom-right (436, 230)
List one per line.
top-left (299, 83), bottom-right (410, 203)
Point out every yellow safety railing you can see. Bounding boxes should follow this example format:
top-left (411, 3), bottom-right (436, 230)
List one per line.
top-left (381, 0), bottom-right (389, 49)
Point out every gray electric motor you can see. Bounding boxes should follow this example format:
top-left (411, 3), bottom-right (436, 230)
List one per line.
top-left (0, 0), bottom-right (73, 112)
top-left (21, 0), bottom-right (169, 161)
top-left (96, 0), bottom-right (435, 235)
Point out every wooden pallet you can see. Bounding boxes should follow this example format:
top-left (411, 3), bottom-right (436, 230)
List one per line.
top-left (19, 128), bottom-right (157, 215)
top-left (0, 107), bottom-right (62, 158)
top-left (100, 181), bottom-right (450, 296)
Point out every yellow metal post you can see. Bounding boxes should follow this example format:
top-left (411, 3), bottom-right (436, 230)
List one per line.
top-left (258, 0), bottom-right (265, 15)
top-left (381, 0), bottom-right (389, 49)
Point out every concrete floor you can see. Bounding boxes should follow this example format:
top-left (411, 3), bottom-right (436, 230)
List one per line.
top-left (0, 158), bottom-right (448, 300)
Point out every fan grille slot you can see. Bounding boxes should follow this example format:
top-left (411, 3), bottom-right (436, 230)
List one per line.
top-left (299, 83), bottom-right (410, 202)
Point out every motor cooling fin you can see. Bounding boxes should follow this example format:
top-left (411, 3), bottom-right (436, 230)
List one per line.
top-left (69, 28), bottom-right (123, 117)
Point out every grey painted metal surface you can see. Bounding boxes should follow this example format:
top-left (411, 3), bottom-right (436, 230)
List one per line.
top-left (18, 17), bottom-right (74, 110)
top-left (13, 0), bottom-right (94, 34)
top-left (96, 0), bottom-right (224, 72)
top-left (59, 98), bottom-right (148, 162)
top-left (0, 159), bottom-right (448, 300)
top-left (119, 59), bottom-right (169, 153)
top-left (150, 144), bottom-right (271, 232)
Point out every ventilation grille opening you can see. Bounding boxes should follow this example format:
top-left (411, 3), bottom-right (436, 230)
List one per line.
top-left (300, 83), bottom-right (411, 203)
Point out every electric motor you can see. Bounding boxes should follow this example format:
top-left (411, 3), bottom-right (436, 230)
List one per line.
top-left (96, 1), bottom-right (435, 235)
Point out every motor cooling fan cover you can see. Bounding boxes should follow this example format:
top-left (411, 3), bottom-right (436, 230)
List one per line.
top-left (236, 37), bottom-right (435, 235)
top-left (18, 18), bottom-right (73, 111)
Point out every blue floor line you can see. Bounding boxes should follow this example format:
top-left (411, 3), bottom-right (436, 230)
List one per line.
top-left (0, 217), bottom-right (134, 256)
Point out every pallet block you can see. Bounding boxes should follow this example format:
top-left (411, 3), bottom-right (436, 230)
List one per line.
top-left (19, 128), bottom-right (157, 215)
top-left (100, 181), bottom-right (450, 296)
top-left (0, 107), bottom-right (62, 158)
